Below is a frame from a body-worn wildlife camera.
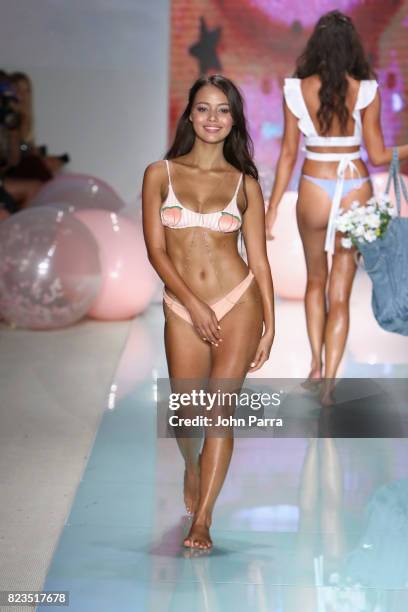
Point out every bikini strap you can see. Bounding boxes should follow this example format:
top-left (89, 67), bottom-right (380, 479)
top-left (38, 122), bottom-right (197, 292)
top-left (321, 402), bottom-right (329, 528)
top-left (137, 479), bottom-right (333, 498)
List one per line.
top-left (164, 159), bottom-right (172, 189)
top-left (233, 173), bottom-right (243, 198)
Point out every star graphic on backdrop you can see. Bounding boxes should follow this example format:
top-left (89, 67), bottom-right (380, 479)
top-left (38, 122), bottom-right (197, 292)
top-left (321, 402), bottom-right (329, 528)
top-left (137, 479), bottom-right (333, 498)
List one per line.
top-left (189, 17), bottom-right (222, 75)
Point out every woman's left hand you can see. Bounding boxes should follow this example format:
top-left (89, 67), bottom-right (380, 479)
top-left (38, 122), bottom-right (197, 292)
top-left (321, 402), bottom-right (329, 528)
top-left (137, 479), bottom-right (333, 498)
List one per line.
top-left (248, 331), bottom-right (274, 373)
top-left (265, 207), bottom-right (277, 240)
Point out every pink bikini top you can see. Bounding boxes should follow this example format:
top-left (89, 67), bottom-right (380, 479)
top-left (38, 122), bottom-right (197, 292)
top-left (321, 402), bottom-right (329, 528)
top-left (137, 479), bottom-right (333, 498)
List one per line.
top-left (160, 159), bottom-right (243, 233)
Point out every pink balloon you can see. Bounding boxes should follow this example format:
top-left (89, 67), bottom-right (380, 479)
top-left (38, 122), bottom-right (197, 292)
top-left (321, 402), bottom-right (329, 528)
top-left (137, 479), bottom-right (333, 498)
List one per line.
top-left (266, 192), bottom-right (306, 300)
top-left (0, 208), bottom-right (101, 329)
top-left (74, 210), bottom-right (158, 320)
top-left (29, 173), bottom-right (125, 213)
top-left (371, 172), bottom-right (408, 217)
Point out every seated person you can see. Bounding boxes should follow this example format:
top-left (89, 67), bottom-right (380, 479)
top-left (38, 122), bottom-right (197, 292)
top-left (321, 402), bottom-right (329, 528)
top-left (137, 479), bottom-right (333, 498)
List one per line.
top-left (0, 71), bottom-right (70, 212)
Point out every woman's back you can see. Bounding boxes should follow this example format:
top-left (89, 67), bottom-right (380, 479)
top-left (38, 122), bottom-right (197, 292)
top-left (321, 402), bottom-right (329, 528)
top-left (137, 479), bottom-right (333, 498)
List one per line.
top-left (283, 74), bottom-right (378, 154)
top-left (300, 75), bottom-right (363, 139)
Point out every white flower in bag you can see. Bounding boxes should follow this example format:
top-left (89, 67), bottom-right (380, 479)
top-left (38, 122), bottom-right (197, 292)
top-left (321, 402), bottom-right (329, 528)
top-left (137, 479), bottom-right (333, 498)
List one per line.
top-left (341, 237), bottom-right (353, 249)
top-left (354, 225), bottom-right (365, 237)
top-left (357, 208), bottom-right (368, 220)
top-left (336, 209), bottom-right (354, 232)
top-left (378, 193), bottom-right (390, 205)
top-left (336, 219), bottom-right (351, 233)
top-left (364, 230), bottom-right (377, 242)
top-left (335, 192), bottom-right (395, 248)
top-left (366, 213), bottom-right (381, 228)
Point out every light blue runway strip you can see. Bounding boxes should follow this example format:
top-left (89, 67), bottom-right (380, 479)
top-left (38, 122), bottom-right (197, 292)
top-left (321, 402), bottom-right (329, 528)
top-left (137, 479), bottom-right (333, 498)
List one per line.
top-left (35, 306), bottom-right (408, 612)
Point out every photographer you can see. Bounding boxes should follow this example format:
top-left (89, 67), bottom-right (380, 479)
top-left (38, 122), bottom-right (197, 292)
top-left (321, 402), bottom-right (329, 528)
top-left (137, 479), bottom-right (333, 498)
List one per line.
top-left (8, 72), bottom-right (70, 178)
top-left (0, 70), bottom-right (70, 216)
top-left (0, 70), bottom-right (23, 217)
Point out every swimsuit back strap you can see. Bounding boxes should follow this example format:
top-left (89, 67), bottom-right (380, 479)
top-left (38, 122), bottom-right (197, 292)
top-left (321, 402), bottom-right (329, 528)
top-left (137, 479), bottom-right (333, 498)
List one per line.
top-left (324, 153), bottom-right (362, 254)
top-left (304, 149), bottom-right (361, 162)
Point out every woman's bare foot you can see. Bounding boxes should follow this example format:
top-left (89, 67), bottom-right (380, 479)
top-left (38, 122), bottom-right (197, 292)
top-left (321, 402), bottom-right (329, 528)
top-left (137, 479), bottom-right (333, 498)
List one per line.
top-left (183, 454), bottom-right (201, 515)
top-left (183, 518), bottom-right (212, 549)
top-left (301, 365), bottom-right (322, 391)
top-left (320, 380), bottom-right (335, 407)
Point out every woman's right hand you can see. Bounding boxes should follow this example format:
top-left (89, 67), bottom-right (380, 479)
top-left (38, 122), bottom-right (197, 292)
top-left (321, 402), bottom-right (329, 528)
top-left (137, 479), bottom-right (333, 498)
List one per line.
top-left (187, 299), bottom-right (222, 346)
top-left (265, 207), bottom-right (277, 240)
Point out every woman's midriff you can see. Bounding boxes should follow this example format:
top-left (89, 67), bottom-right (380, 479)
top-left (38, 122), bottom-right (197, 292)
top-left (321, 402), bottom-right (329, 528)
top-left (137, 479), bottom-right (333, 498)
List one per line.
top-left (164, 227), bottom-right (259, 304)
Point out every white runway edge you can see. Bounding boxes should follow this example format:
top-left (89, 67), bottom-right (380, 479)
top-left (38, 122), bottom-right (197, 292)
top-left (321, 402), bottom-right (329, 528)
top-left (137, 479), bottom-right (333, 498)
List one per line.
top-left (0, 317), bottom-right (131, 607)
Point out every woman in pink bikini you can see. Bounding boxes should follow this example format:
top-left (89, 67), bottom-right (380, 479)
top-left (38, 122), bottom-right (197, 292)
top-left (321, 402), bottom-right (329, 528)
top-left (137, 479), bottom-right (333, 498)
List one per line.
top-left (265, 10), bottom-right (408, 404)
top-left (143, 75), bottom-right (275, 549)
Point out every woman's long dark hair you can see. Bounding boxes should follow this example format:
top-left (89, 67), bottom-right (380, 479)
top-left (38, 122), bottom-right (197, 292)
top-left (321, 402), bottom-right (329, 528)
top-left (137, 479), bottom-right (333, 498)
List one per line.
top-left (294, 10), bottom-right (376, 135)
top-left (165, 75), bottom-right (258, 180)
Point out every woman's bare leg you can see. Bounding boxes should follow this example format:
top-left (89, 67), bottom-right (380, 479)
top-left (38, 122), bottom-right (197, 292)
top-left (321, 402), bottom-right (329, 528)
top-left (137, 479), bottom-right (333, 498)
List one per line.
top-left (297, 179), bottom-right (330, 380)
top-left (323, 243), bottom-right (357, 378)
top-left (319, 239), bottom-right (360, 405)
top-left (184, 286), bottom-right (264, 548)
top-left (320, 179), bottom-right (373, 403)
top-left (164, 304), bottom-right (211, 515)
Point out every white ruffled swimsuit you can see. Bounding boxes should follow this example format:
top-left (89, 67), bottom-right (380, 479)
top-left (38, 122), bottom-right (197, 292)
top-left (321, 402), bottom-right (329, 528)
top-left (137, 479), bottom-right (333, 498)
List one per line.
top-left (283, 78), bottom-right (378, 253)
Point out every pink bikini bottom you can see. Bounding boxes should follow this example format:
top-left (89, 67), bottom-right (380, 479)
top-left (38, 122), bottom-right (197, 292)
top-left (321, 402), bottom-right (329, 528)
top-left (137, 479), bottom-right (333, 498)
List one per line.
top-left (163, 270), bottom-right (255, 326)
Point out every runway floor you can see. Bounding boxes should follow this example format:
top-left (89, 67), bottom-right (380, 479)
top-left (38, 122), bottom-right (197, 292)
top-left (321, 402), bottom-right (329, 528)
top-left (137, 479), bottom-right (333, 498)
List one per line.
top-left (1, 270), bottom-right (408, 612)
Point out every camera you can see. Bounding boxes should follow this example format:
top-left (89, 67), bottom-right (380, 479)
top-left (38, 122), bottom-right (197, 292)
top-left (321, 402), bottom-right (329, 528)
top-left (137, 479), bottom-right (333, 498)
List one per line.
top-left (0, 83), bottom-right (21, 130)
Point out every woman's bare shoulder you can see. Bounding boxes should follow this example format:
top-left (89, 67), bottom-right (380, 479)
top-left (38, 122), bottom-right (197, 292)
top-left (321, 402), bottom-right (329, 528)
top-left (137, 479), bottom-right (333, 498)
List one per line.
top-left (144, 159), bottom-right (167, 173)
top-left (244, 174), bottom-right (262, 197)
top-left (301, 74), bottom-right (321, 89)
top-left (244, 174), bottom-right (260, 186)
top-left (143, 159), bottom-right (168, 183)
top-left (346, 75), bottom-right (364, 92)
